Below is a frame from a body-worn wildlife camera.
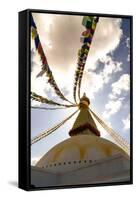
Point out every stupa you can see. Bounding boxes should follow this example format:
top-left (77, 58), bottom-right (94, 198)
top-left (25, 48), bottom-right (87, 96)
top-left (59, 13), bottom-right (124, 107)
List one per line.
top-left (31, 94), bottom-right (130, 187)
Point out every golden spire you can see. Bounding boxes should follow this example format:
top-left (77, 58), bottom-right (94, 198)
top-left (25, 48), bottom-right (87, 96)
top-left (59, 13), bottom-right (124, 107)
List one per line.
top-left (69, 94), bottom-right (100, 137)
top-left (79, 92), bottom-right (90, 109)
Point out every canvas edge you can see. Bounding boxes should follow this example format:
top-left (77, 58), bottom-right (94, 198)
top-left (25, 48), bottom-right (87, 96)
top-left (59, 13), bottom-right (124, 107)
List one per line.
top-left (18, 9), bottom-right (133, 191)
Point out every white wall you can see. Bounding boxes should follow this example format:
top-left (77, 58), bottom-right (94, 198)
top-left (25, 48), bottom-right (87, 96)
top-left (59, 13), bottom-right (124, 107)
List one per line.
top-left (31, 166), bottom-right (58, 187)
top-left (0, 0), bottom-right (135, 199)
top-left (31, 154), bottom-right (130, 187)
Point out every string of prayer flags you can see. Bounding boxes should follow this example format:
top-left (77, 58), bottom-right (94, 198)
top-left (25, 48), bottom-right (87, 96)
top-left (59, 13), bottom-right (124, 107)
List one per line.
top-left (73, 16), bottom-right (99, 103)
top-left (31, 92), bottom-right (76, 108)
top-left (31, 14), bottom-right (74, 105)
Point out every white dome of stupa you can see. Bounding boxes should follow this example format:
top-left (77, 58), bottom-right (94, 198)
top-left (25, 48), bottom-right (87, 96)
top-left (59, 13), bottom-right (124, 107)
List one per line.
top-left (36, 134), bottom-right (128, 173)
top-left (36, 94), bottom-right (129, 173)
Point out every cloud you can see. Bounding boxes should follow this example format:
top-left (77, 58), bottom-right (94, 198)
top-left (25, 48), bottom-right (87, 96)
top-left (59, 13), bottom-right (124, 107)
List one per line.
top-left (33, 14), bottom-right (123, 73)
top-left (81, 71), bottom-right (104, 99)
top-left (126, 37), bottom-right (130, 48)
top-left (31, 50), bottom-right (51, 96)
top-left (31, 13), bottom-right (123, 102)
top-left (127, 54), bottom-right (130, 62)
top-left (81, 54), bottom-right (123, 100)
top-left (86, 17), bottom-right (123, 70)
top-left (126, 37), bottom-right (130, 62)
top-left (102, 99), bottom-right (123, 119)
top-left (102, 74), bottom-right (130, 119)
top-left (31, 156), bottom-right (42, 166)
top-left (33, 13), bottom-right (83, 74)
top-left (99, 55), bottom-right (122, 83)
top-left (122, 114), bottom-right (130, 130)
top-left (110, 74), bottom-right (130, 98)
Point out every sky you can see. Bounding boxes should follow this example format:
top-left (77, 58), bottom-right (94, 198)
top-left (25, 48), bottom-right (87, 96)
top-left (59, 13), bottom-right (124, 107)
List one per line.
top-left (31, 13), bottom-right (131, 165)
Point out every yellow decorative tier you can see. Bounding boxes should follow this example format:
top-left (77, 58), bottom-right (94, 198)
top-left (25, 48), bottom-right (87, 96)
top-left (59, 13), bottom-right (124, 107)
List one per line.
top-left (36, 134), bottom-right (128, 172)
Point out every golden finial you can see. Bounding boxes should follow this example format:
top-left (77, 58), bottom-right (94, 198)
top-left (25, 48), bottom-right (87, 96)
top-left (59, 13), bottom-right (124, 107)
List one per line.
top-left (79, 93), bottom-right (90, 109)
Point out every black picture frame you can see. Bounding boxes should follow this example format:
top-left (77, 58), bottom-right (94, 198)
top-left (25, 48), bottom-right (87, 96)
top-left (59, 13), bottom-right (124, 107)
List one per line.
top-left (19, 9), bottom-right (133, 191)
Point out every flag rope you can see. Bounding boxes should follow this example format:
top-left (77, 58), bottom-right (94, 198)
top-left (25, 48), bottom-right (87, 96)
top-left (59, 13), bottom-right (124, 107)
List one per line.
top-left (31, 109), bottom-right (79, 145)
top-left (31, 106), bottom-right (77, 110)
top-left (31, 13), bottom-right (74, 105)
top-left (89, 108), bottom-right (130, 156)
top-left (31, 92), bottom-right (77, 107)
